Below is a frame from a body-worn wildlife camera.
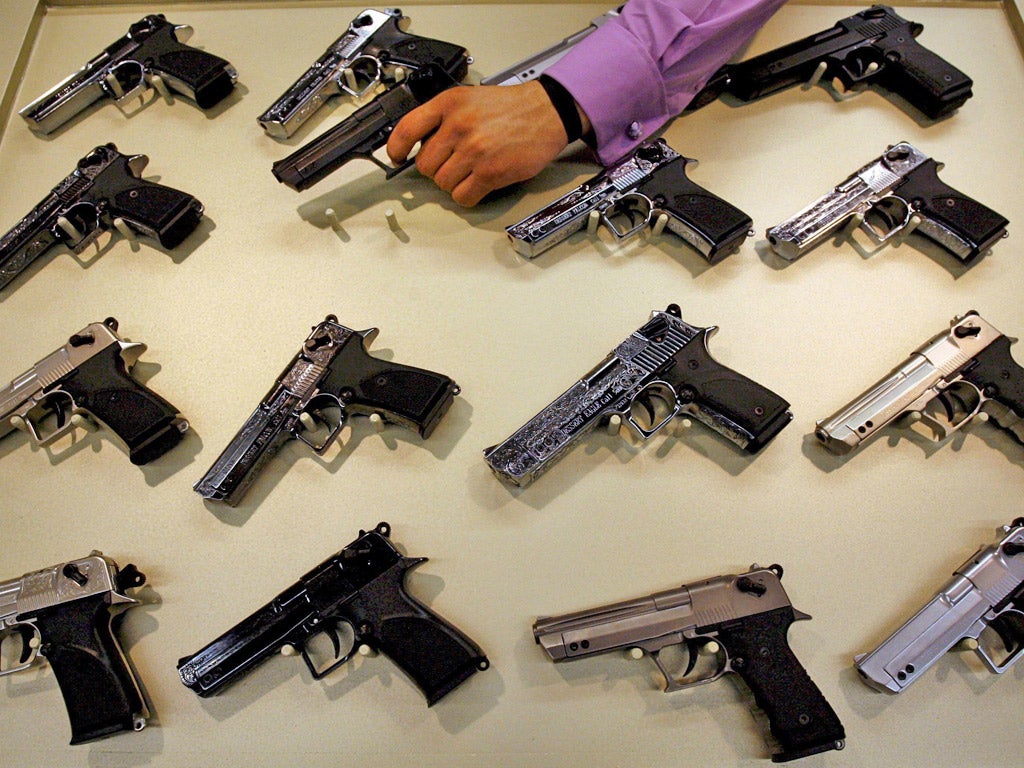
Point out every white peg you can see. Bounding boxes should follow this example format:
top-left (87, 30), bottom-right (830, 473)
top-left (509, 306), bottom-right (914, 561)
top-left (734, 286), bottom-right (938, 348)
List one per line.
top-left (105, 72), bottom-right (126, 99)
top-left (842, 212), bottom-right (865, 240)
top-left (393, 66), bottom-right (406, 83)
top-left (902, 213), bottom-right (923, 238)
top-left (954, 638), bottom-right (979, 652)
top-left (149, 73), bottom-right (173, 103)
top-left (9, 415), bottom-right (28, 432)
top-left (384, 209), bottom-right (399, 231)
top-left (627, 647), bottom-right (645, 660)
top-left (606, 414), bottom-right (622, 436)
top-left (805, 61), bottom-right (828, 89)
top-left (650, 213), bottom-right (669, 238)
top-left (113, 217), bottom-right (137, 245)
top-left (280, 645), bottom-right (299, 657)
top-left (342, 68), bottom-right (359, 92)
top-left (369, 413), bottom-right (384, 433)
top-left (29, 636), bottom-right (41, 649)
top-left (325, 207), bottom-right (340, 229)
top-left (299, 412), bottom-right (318, 432)
top-left (587, 210), bottom-right (600, 235)
top-left (56, 215), bottom-right (85, 243)
top-left (699, 640), bottom-right (720, 656)
top-left (71, 414), bottom-right (98, 432)
top-left (358, 644), bottom-right (379, 658)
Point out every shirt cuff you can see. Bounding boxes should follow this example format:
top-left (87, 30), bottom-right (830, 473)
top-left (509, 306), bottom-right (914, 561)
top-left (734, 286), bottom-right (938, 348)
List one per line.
top-left (545, 23), bottom-right (678, 165)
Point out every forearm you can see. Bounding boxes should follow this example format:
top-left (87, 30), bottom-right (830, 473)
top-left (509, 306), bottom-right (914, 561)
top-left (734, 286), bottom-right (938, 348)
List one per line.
top-left (546, 0), bottom-right (788, 164)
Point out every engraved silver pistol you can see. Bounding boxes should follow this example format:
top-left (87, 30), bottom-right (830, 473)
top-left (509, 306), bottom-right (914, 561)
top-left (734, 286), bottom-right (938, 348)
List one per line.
top-left (766, 142), bottom-right (1008, 264)
top-left (194, 315), bottom-right (459, 506)
top-left (258, 8), bottom-right (467, 139)
top-left (0, 317), bottom-right (188, 465)
top-left (815, 311), bottom-right (1024, 455)
top-left (506, 139), bottom-right (752, 262)
top-left (483, 304), bottom-right (791, 487)
top-left (0, 552), bottom-right (149, 743)
top-left (856, 519), bottom-right (1024, 693)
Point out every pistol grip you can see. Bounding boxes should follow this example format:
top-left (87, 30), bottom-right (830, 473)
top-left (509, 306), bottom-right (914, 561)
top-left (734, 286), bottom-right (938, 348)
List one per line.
top-left (963, 336), bottom-right (1024, 432)
top-left (896, 160), bottom-right (1008, 261)
top-left (59, 344), bottom-right (185, 464)
top-left (720, 608), bottom-right (845, 762)
top-left (353, 567), bottom-right (488, 705)
top-left (30, 595), bottom-right (146, 744)
top-left (152, 45), bottom-right (236, 109)
top-left (667, 329), bottom-right (791, 452)
top-left (106, 177), bottom-right (203, 250)
top-left (636, 157), bottom-right (752, 262)
top-left (325, 341), bottom-right (458, 438)
top-left (878, 37), bottom-right (973, 119)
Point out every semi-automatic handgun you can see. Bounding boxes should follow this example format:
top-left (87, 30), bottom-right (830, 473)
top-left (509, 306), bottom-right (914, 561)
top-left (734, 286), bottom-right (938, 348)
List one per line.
top-left (483, 304), bottom-right (791, 487)
top-left (506, 139), bottom-right (752, 262)
top-left (19, 14), bottom-right (236, 134)
top-left (259, 8), bottom-right (469, 138)
top-left (271, 39), bottom-right (470, 190)
top-left (194, 315), bottom-right (459, 505)
top-left (815, 311), bottom-right (1024, 455)
top-left (480, 8), bottom-right (620, 86)
top-left (534, 564), bottom-right (846, 762)
top-left (0, 317), bottom-right (189, 465)
top-left (765, 142), bottom-right (1008, 264)
top-left (177, 522), bottom-right (489, 704)
top-left (856, 519), bottom-right (1024, 693)
top-left (0, 552), bottom-right (149, 744)
top-left (0, 143), bottom-right (204, 291)
top-left (692, 5), bottom-right (972, 119)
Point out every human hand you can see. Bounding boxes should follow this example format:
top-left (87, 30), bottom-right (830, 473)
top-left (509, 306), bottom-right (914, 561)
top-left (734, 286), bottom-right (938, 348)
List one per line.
top-left (386, 81), bottom-right (589, 206)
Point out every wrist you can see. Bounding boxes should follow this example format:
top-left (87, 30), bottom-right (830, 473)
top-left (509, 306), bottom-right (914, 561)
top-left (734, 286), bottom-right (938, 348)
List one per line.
top-left (537, 75), bottom-right (588, 143)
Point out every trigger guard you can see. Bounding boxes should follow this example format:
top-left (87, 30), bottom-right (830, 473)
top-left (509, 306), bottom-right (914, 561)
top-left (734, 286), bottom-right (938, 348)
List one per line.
top-left (338, 55), bottom-right (383, 98)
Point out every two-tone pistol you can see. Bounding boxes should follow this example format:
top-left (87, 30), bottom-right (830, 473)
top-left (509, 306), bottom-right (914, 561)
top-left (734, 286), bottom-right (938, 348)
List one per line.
top-left (483, 304), bottom-right (791, 487)
top-left (0, 318), bottom-right (189, 465)
top-left (0, 143), bottom-right (204, 291)
top-left (766, 142), bottom-right (1008, 265)
top-left (815, 311), bottom-right (1024, 455)
top-left (1, 552), bottom-right (149, 744)
top-left (856, 519), bottom-right (1024, 693)
top-left (178, 522), bottom-right (488, 704)
top-left (534, 564), bottom-right (846, 762)
top-left (506, 139), bottom-right (752, 262)
top-left (195, 315), bottom-right (459, 505)
top-left (20, 14), bottom-right (236, 134)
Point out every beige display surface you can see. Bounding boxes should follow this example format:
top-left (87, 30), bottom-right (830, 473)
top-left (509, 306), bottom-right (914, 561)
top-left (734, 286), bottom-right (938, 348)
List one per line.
top-left (1, 2), bottom-right (1022, 766)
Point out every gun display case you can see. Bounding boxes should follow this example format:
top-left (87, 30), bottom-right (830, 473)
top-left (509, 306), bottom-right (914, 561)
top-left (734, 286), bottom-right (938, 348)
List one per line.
top-left (1, 2), bottom-right (1022, 766)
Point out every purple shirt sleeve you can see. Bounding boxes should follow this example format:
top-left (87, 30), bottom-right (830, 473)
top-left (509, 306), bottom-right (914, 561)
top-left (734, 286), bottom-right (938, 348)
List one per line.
top-left (545, 0), bottom-right (788, 164)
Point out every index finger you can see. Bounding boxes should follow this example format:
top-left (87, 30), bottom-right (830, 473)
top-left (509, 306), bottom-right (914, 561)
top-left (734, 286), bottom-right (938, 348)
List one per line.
top-left (386, 99), bottom-right (445, 164)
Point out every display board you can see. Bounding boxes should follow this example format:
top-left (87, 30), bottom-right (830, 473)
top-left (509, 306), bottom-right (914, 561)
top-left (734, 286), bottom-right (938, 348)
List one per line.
top-left (1, 3), bottom-right (1022, 767)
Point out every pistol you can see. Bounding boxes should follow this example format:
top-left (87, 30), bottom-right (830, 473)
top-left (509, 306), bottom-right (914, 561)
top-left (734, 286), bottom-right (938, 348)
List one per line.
top-left (0, 552), bottom-right (149, 744)
top-left (177, 522), bottom-right (489, 703)
top-left (480, 8), bottom-right (620, 86)
top-left (0, 143), bottom-right (204, 291)
top-left (19, 14), bottom-right (237, 134)
top-left (195, 314), bottom-right (459, 506)
top-left (506, 139), bottom-right (752, 262)
top-left (0, 317), bottom-right (189, 465)
top-left (272, 44), bottom-right (470, 190)
top-left (534, 564), bottom-right (846, 762)
top-left (766, 142), bottom-right (1008, 264)
top-left (856, 519), bottom-right (1024, 693)
top-left (815, 311), bottom-right (1024, 455)
top-left (483, 304), bottom-right (791, 487)
top-left (694, 5), bottom-right (972, 119)
top-left (260, 8), bottom-right (470, 139)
